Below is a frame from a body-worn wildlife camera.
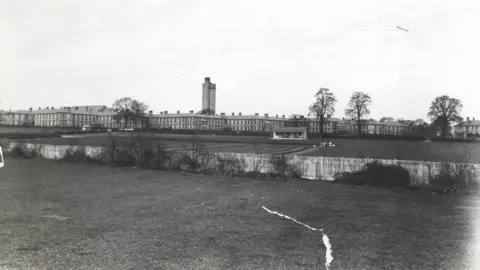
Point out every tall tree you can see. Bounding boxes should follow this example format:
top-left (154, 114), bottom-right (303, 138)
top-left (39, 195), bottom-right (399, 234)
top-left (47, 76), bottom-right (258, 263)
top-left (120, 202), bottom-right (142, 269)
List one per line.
top-left (112, 97), bottom-right (149, 129)
top-left (308, 88), bottom-right (337, 135)
top-left (380, 117), bottom-right (395, 122)
top-left (345, 92), bottom-right (372, 138)
top-left (427, 95), bottom-right (463, 138)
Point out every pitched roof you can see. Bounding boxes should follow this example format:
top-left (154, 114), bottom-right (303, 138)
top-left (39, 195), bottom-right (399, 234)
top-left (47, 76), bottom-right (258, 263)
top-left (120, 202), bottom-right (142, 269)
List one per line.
top-left (457, 120), bottom-right (480, 126)
top-left (32, 105), bottom-right (108, 114)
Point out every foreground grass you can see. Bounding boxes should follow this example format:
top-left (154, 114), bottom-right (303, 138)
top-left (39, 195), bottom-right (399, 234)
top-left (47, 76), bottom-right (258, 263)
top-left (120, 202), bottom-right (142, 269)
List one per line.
top-left (0, 159), bottom-right (479, 269)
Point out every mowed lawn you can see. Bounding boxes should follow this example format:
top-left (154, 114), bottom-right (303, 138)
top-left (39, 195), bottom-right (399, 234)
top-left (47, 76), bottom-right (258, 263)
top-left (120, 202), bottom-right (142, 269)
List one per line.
top-left (1, 159), bottom-right (480, 269)
top-left (17, 133), bottom-right (480, 163)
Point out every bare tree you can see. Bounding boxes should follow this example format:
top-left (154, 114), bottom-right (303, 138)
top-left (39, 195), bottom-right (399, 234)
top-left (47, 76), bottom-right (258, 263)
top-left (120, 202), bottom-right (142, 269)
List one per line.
top-left (308, 88), bottom-right (337, 135)
top-left (112, 97), bottom-right (149, 129)
top-left (427, 95), bottom-right (463, 138)
top-left (345, 92), bottom-right (372, 138)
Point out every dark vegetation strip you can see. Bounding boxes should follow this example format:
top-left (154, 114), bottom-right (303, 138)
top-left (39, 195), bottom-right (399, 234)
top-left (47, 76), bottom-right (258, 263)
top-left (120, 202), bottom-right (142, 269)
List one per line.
top-left (1, 133), bottom-right (478, 195)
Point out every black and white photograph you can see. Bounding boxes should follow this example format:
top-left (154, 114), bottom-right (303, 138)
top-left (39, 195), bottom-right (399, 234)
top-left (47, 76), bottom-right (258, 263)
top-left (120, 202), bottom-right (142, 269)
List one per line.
top-left (1, 1), bottom-right (479, 269)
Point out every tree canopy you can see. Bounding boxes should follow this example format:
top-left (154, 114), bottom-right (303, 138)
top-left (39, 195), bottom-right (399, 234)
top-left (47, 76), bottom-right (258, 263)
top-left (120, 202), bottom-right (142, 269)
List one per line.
top-left (345, 92), bottom-right (372, 138)
top-left (112, 97), bottom-right (149, 129)
top-left (427, 95), bottom-right (463, 138)
top-left (308, 88), bottom-right (337, 135)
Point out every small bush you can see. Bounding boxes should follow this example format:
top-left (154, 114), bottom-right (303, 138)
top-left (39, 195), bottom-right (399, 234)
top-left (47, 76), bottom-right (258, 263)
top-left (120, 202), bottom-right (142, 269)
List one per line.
top-left (429, 163), bottom-right (479, 194)
top-left (142, 143), bottom-right (171, 170)
top-left (267, 153), bottom-right (304, 181)
top-left (335, 161), bottom-right (411, 188)
top-left (286, 162), bottom-right (303, 180)
top-left (9, 143), bottom-right (39, 159)
top-left (216, 153), bottom-right (246, 178)
top-left (61, 146), bottom-right (88, 162)
top-left (113, 146), bottom-right (139, 166)
top-left (179, 139), bottom-right (208, 171)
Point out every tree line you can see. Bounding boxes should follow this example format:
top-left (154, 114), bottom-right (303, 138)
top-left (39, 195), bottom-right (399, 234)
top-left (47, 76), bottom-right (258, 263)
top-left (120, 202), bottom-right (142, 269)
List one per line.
top-left (308, 88), bottom-right (464, 139)
top-left (112, 90), bottom-right (465, 139)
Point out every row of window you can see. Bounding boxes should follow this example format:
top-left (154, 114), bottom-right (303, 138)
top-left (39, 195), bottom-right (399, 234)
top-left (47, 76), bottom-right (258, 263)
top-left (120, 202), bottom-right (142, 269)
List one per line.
top-left (34, 114), bottom-right (95, 120)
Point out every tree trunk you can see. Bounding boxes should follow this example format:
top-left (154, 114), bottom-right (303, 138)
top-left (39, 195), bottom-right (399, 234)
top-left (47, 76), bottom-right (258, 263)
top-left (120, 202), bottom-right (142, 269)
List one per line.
top-left (357, 114), bottom-right (361, 139)
top-left (319, 116), bottom-right (324, 136)
top-left (442, 117), bottom-right (448, 138)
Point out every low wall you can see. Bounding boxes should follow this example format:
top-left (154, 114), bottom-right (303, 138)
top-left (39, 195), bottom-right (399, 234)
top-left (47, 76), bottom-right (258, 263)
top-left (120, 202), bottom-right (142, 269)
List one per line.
top-left (3, 142), bottom-right (480, 186)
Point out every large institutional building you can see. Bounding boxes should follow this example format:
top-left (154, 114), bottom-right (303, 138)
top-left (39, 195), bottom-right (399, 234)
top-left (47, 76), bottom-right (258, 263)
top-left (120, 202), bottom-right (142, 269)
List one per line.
top-left (1, 77), bottom-right (413, 136)
top-left (454, 117), bottom-right (480, 140)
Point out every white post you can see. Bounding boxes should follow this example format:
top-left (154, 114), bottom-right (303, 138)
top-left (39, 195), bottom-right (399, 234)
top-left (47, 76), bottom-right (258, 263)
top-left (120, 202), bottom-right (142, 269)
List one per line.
top-left (0, 146), bottom-right (4, 168)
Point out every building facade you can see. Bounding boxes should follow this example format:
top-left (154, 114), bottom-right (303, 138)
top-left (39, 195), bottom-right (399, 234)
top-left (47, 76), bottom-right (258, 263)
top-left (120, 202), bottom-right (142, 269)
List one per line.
top-left (2, 76), bottom-right (413, 137)
top-left (344, 120), bottom-right (409, 135)
top-left (454, 117), bottom-right (480, 140)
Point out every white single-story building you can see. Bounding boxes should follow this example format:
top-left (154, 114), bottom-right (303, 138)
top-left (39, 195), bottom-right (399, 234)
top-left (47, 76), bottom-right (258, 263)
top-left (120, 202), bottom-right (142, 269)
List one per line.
top-left (272, 127), bottom-right (308, 140)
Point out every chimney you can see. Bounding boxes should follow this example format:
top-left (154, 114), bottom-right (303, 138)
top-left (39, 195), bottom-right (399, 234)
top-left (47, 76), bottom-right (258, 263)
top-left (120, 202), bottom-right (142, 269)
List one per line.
top-left (239, 112), bottom-right (242, 116)
top-left (38, 107), bottom-right (41, 110)
top-left (327, 114), bottom-right (331, 118)
top-left (29, 108), bottom-right (32, 112)
top-left (86, 106), bottom-right (88, 111)
top-left (276, 114), bottom-right (278, 118)
top-left (75, 107), bottom-right (78, 111)
top-left (149, 110), bottom-right (153, 115)
top-left (68, 107), bottom-right (71, 112)
top-left (232, 113), bottom-right (235, 116)
top-left (255, 113), bottom-right (259, 116)
top-left (177, 110), bottom-right (180, 114)
top-left (221, 113), bottom-right (225, 116)
top-left (164, 111), bottom-right (168, 114)
top-left (264, 114), bottom-right (268, 118)
top-left (474, 117), bottom-right (476, 121)
top-left (46, 106), bottom-right (49, 110)
top-left (189, 110), bottom-right (194, 114)
top-left (467, 117), bottom-right (470, 122)
top-left (282, 115), bottom-right (285, 119)
top-left (160, 112), bottom-right (163, 115)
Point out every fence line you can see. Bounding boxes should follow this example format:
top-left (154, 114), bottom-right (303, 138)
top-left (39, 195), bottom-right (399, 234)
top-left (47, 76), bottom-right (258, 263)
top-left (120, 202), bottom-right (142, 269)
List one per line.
top-left (3, 142), bottom-right (480, 186)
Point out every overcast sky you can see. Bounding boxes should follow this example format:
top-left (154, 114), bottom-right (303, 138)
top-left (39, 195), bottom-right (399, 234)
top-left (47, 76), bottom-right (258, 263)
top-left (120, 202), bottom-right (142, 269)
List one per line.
top-left (1, 0), bottom-right (480, 120)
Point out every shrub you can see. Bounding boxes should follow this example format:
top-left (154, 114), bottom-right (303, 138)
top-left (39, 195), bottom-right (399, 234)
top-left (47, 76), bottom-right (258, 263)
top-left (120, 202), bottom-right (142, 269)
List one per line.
top-left (429, 163), bottom-right (479, 194)
top-left (216, 153), bottom-right (246, 178)
top-left (179, 139), bottom-right (208, 172)
top-left (0, 138), bottom-right (9, 149)
top-left (267, 153), bottom-right (304, 181)
top-left (88, 147), bottom-right (110, 164)
top-left (61, 146), bottom-right (88, 162)
top-left (286, 161), bottom-right (303, 180)
top-left (334, 160), bottom-right (411, 188)
top-left (142, 143), bottom-right (171, 170)
top-left (9, 143), bottom-right (39, 159)
top-left (113, 145), bottom-right (139, 166)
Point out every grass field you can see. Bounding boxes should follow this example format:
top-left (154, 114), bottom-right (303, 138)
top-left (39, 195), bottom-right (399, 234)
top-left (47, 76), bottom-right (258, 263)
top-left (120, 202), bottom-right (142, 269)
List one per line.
top-left (15, 133), bottom-right (480, 163)
top-left (1, 158), bottom-right (479, 269)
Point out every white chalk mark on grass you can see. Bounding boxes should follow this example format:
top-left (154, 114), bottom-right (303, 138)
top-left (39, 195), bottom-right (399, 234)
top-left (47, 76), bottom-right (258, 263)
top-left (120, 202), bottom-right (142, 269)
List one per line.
top-left (44, 215), bottom-right (70, 221)
top-left (262, 206), bottom-right (333, 270)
